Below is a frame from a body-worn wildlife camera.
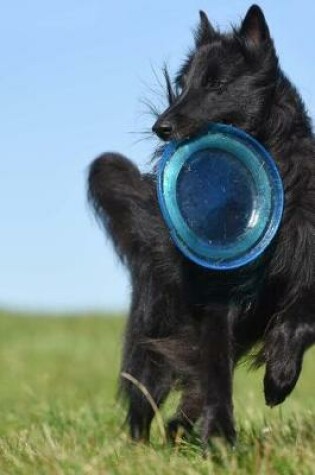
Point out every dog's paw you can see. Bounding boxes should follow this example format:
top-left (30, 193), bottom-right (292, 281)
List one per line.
top-left (166, 418), bottom-right (193, 444)
top-left (200, 404), bottom-right (236, 446)
top-left (128, 409), bottom-right (151, 443)
top-left (264, 358), bottom-right (301, 407)
top-left (166, 417), bottom-right (192, 444)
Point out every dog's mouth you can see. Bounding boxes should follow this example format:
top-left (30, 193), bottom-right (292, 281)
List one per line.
top-left (152, 119), bottom-right (207, 143)
top-left (151, 123), bottom-right (208, 164)
top-left (151, 118), bottom-right (240, 163)
top-left (152, 115), bottom-right (242, 144)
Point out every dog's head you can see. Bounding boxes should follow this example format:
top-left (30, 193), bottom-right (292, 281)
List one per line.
top-left (152, 5), bottom-right (279, 141)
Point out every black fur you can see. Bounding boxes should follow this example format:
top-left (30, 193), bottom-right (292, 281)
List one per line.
top-left (88, 5), bottom-right (315, 445)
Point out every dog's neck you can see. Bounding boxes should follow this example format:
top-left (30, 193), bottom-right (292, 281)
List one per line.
top-left (259, 72), bottom-right (313, 159)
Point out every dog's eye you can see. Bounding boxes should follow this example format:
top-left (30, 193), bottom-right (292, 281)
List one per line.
top-left (175, 74), bottom-right (188, 96)
top-left (205, 79), bottom-right (227, 94)
top-left (176, 84), bottom-right (183, 96)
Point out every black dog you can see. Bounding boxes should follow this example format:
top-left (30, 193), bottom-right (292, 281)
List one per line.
top-left (88, 5), bottom-right (315, 445)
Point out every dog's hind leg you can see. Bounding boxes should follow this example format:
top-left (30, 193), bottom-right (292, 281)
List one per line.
top-left (120, 279), bottom-right (184, 442)
top-left (167, 382), bottom-right (204, 442)
top-left (88, 153), bottom-right (190, 441)
top-left (121, 341), bottom-right (172, 442)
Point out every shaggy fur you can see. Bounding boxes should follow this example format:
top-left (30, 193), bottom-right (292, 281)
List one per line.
top-left (88, 5), bottom-right (315, 445)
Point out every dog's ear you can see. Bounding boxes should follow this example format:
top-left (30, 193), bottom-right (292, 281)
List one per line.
top-left (195, 10), bottom-right (216, 47)
top-left (240, 5), bottom-right (270, 46)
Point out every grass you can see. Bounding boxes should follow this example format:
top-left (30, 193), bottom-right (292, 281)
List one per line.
top-left (0, 311), bottom-right (314, 474)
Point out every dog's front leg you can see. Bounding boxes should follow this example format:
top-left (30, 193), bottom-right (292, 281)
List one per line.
top-left (263, 295), bottom-right (315, 407)
top-left (198, 305), bottom-right (236, 446)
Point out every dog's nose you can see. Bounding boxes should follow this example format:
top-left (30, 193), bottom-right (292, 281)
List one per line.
top-left (152, 120), bottom-right (174, 141)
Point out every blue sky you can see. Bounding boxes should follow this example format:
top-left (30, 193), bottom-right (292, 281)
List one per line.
top-left (1, 1), bottom-right (314, 312)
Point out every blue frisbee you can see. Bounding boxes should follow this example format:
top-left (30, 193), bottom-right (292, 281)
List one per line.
top-left (157, 124), bottom-right (284, 270)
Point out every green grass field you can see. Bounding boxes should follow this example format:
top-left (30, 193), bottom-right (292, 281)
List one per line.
top-left (0, 311), bottom-right (314, 474)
